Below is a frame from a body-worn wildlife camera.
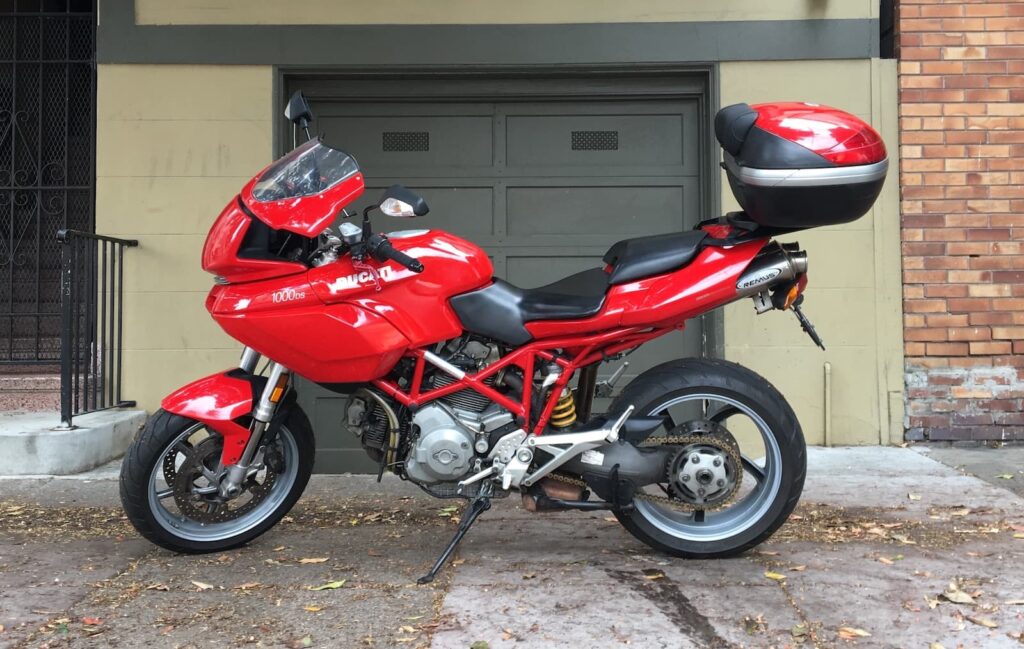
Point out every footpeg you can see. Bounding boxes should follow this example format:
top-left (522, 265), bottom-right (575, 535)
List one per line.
top-left (595, 362), bottom-right (629, 398)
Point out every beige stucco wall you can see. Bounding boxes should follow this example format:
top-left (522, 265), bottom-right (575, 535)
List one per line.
top-left (97, 59), bottom-right (903, 447)
top-left (96, 65), bottom-right (274, 410)
top-left (720, 59), bottom-right (904, 446)
top-left (135, 0), bottom-right (876, 25)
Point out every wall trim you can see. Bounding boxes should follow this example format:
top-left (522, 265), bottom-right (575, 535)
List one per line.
top-left (98, 0), bottom-right (879, 65)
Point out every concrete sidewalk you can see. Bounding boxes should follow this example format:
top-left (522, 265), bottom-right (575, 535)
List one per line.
top-left (1, 447), bottom-right (1022, 648)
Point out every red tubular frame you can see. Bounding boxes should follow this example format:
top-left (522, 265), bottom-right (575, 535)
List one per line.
top-left (372, 324), bottom-right (678, 434)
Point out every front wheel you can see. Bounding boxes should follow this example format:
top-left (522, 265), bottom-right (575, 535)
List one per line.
top-left (609, 359), bottom-right (805, 558)
top-left (120, 407), bottom-right (315, 553)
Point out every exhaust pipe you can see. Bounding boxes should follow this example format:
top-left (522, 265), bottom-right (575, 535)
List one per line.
top-left (734, 245), bottom-right (808, 298)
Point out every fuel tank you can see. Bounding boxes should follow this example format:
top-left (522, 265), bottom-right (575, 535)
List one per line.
top-left (307, 229), bottom-right (493, 347)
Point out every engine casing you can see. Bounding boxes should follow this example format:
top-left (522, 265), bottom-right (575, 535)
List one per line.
top-left (404, 404), bottom-right (476, 484)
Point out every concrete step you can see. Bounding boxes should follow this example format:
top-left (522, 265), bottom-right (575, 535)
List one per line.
top-left (0, 374), bottom-right (61, 391)
top-left (0, 409), bottom-right (146, 475)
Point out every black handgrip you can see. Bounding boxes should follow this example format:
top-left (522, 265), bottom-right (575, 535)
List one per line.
top-left (367, 234), bottom-right (424, 273)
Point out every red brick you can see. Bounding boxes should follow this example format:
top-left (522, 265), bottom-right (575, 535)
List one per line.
top-left (927, 342), bottom-right (970, 356)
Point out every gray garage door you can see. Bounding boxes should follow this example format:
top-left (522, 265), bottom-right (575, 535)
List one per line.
top-left (284, 74), bottom-right (710, 473)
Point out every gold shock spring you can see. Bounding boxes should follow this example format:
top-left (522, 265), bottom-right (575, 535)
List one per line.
top-left (549, 388), bottom-right (578, 428)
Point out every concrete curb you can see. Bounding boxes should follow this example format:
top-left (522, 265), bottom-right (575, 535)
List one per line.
top-left (0, 409), bottom-right (147, 475)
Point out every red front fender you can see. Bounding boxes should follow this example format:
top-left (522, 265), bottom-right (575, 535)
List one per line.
top-left (161, 370), bottom-right (256, 465)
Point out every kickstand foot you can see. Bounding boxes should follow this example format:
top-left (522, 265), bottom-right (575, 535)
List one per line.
top-left (417, 496), bottom-right (491, 585)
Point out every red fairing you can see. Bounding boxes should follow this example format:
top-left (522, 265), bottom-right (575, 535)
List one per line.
top-left (239, 169), bottom-right (365, 238)
top-left (207, 276), bottom-right (409, 384)
top-left (751, 102), bottom-right (887, 166)
top-left (161, 372), bottom-right (255, 465)
top-left (206, 230), bottom-right (491, 383)
top-left (202, 198), bottom-right (307, 283)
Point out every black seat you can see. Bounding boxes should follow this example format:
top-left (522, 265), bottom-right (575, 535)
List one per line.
top-left (603, 230), bottom-right (708, 285)
top-left (450, 268), bottom-right (610, 345)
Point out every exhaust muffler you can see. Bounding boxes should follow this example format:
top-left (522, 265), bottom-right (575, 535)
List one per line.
top-left (734, 244), bottom-right (808, 299)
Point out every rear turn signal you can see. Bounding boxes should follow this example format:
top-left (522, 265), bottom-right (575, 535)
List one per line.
top-left (783, 274), bottom-right (809, 310)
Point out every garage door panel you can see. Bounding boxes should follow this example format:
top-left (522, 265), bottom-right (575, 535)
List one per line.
top-left (320, 115), bottom-right (494, 171)
top-left (366, 185), bottom-right (496, 236)
top-left (506, 186), bottom-right (686, 237)
top-left (290, 76), bottom-right (709, 473)
top-left (506, 255), bottom-right (602, 289)
top-left (506, 114), bottom-right (684, 170)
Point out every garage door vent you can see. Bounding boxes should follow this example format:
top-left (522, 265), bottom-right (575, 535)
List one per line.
top-left (572, 130), bottom-right (618, 151)
top-left (383, 131), bottom-right (430, 152)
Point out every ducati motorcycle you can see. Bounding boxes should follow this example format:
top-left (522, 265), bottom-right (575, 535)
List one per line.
top-left (120, 93), bottom-right (888, 582)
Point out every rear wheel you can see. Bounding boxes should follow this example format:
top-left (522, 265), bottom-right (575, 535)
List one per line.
top-left (609, 359), bottom-right (805, 558)
top-left (120, 408), bottom-right (314, 553)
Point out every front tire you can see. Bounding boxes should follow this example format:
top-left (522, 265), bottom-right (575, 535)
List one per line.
top-left (120, 407), bottom-right (315, 553)
top-left (609, 358), bottom-right (805, 558)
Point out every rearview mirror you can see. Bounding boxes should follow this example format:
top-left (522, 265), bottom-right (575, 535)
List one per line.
top-left (378, 185), bottom-right (429, 218)
top-left (285, 90), bottom-right (314, 130)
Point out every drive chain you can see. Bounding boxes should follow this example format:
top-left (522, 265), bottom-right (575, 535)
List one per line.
top-left (547, 434), bottom-right (743, 513)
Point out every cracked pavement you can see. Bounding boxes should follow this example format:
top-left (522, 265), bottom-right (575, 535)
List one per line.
top-left (1, 446), bottom-right (1023, 648)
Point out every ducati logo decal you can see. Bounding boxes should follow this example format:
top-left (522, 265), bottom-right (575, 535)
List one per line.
top-left (331, 265), bottom-right (397, 292)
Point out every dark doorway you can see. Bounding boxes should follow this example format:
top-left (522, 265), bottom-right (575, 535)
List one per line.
top-left (0, 0), bottom-right (95, 364)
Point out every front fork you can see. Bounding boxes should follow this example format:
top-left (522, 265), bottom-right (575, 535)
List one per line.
top-left (219, 347), bottom-right (290, 499)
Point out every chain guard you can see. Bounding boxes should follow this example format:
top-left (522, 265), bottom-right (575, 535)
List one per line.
top-left (171, 436), bottom-right (278, 524)
top-left (549, 420), bottom-right (744, 513)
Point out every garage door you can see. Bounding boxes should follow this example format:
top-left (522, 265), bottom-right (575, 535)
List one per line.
top-left (285, 74), bottom-right (710, 473)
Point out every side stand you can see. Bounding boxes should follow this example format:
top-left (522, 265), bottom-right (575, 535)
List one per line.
top-left (417, 495), bottom-right (491, 584)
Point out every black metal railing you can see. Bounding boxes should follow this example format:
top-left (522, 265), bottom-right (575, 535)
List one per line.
top-left (57, 229), bottom-right (136, 428)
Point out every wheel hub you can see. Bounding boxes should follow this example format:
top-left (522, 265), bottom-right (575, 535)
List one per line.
top-left (168, 436), bottom-right (278, 524)
top-left (666, 421), bottom-right (742, 508)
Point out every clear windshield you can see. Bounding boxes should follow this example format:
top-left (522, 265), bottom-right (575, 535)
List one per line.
top-left (251, 138), bottom-right (360, 202)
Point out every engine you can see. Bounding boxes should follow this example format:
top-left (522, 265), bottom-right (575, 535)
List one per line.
top-left (345, 337), bottom-right (520, 488)
top-left (403, 404), bottom-right (477, 483)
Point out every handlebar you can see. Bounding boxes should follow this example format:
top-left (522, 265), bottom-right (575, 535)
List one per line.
top-left (366, 233), bottom-right (424, 273)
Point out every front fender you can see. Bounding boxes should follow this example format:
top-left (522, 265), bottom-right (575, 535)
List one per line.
top-left (161, 370), bottom-right (263, 465)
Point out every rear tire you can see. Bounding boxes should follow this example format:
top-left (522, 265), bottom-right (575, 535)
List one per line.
top-left (609, 358), bottom-right (805, 558)
top-left (120, 407), bottom-right (315, 553)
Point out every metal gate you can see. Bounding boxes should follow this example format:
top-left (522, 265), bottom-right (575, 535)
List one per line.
top-left (0, 0), bottom-right (95, 363)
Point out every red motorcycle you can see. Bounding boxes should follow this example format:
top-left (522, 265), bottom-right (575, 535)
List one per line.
top-left (120, 93), bottom-right (887, 582)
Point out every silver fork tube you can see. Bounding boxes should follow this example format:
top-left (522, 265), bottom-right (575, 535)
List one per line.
top-left (239, 346), bottom-right (261, 373)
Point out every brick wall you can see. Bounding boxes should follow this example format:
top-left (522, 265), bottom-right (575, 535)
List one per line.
top-left (899, 0), bottom-right (1024, 441)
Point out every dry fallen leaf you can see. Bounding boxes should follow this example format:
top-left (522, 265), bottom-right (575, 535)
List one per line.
top-left (966, 616), bottom-right (998, 629)
top-left (399, 625), bottom-right (416, 634)
top-left (878, 557), bottom-right (894, 565)
top-left (303, 605), bottom-right (323, 613)
top-left (1013, 533), bottom-right (1024, 540)
top-left (642, 569), bottom-right (665, 580)
top-left (191, 580), bottom-right (214, 591)
top-left (908, 493), bottom-right (922, 501)
top-left (309, 580), bottom-right (346, 591)
top-left (791, 624), bottom-right (808, 637)
top-left (790, 565), bottom-right (807, 572)
top-left (925, 596), bottom-right (941, 609)
top-left (299, 557), bottom-right (328, 564)
top-left (996, 474), bottom-right (1014, 480)
top-left (1005, 599), bottom-right (1024, 605)
top-left (941, 585), bottom-right (975, 605)
top-left (145, 583), bottom-right (169, 591)
top-left (891, 534), bottom-right (917, 545)
top-left (81, 617), bottom-right (102, 626)
top-left (837, 626), bottom-right (871, 639)
top-left (235, 582), bottom-right (261, 590)
top-left (929, 643), bottom-right (944, 649)
top-left (764, 571), bottom-right (786, 581)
